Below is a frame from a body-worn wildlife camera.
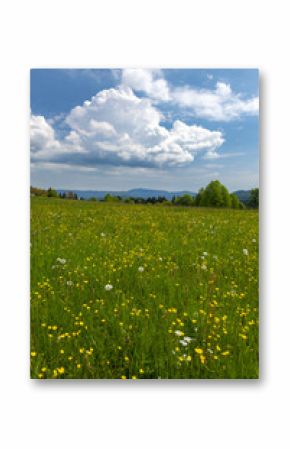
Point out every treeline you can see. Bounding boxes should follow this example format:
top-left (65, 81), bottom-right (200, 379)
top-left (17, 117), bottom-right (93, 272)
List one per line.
top-left (31, 182), bottom-right (259, 209)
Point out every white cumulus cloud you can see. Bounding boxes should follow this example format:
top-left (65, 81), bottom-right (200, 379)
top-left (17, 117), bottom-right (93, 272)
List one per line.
top-left (31, 86), bottom-right (224, 168)
top-left (122, 69), bottom-right (170, 101)
top-left (170, 81), bottom-right (258, 121)
top-left (121, 69), bottom-right (258, 122)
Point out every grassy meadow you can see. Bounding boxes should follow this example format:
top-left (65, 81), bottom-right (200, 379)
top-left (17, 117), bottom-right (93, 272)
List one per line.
top-left (30, 197), bottom-right (259, 379)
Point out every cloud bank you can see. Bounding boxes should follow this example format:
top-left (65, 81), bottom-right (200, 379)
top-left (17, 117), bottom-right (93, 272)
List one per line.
top-left (31, 85), bottom-right (224, 169)
top-left (31, 69), bottom-right (258, 170)
top-left (122, 69), bottom-right (259, 121)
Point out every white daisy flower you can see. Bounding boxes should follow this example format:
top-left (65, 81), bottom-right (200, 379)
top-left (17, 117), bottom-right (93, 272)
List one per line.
top-left (243, 248), bottom-right (249, 256)
top-left (104, 284), bottom-right (113, 291)
top-left (138, 266), bottom-right (144, 272)
top-left (184, 336), bottom-right (192, 343)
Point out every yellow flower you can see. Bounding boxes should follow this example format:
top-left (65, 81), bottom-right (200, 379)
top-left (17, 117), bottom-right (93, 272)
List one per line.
top-left (31, 351), bottom-right (37, 357)
top-left (139, 368), bottom-right (144, 374)
top-left (121, 375), bottom-right (127, 379)
top-left (57, 367), bottom-right (65, 374)
top-left (132, 375), bottom-right (137, 380)
top-left (194, 348), bottom-right (203, 355)
top-left (76, 364), bottom-right (81, 369)
top-left (221, 351), bottom-right (230, 356)
top-left (239, 333), bottom-right (248, 340)
top-left (200, 355), bottom-right (206, 364)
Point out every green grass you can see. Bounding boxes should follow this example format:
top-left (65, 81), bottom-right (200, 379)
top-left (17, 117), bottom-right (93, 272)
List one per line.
top-left (30, 197), bottom-right (259, 379)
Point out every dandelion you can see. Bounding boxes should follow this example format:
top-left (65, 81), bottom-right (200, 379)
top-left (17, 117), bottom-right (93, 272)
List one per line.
top-left (104, 284), bottom-right (113, 291)
top-left (139, 368), bottom-right (144, 374)
top-left (31, 351), bottom-right (37, 357)
top-left (200, 355), bottom-right (206, 364)
top-left (138, 266), bottom-right (144, 272)
top-left (239, 333), bottom-right (248, 340)
top-left (242, 248), bottom-right (249, 256)
top-left (121, 375), bottom-right (127, 380)
top-left (194, 348), bottom-right (203, 355)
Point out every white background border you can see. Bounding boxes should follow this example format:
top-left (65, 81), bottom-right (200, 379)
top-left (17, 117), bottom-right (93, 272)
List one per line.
top-left (0, 1), bottom-right (288, 447)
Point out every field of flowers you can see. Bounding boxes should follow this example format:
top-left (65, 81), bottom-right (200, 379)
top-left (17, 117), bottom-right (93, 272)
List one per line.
top-left (30, 197), bottom-right (259, 379)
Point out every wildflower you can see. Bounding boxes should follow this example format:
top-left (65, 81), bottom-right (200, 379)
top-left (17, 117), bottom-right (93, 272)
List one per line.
top-left (104, 284), bottom-right (113, 291)
top-left (184, 336), bottom-right (192, 343)
top-left (175, 330), bottom-right (184, 337)
top-left (67, 280), bottom-right (73, 286)
top-left (121, 375), bottom-right (127, 380)
top-left (201, 264), bottom-right (207, 270)
top-left (56, 258), bottom-right (66, 265)
top-left (100, 232), bottom-right (106, 237)
top-left (194, 348), bottom-right (203, 355)
top-left (31, 351), bottom-right (37, 357)
top-left (252, 238), bottom-right (256, 243)
top-left (57, 367), bottom-right (65, 374)
top-left (242, 248), bottom-right (249, 256)
top-left (200, 355), bottom-right (206, 364)
top-left (239, 333), bottom-right (248, 340)
top-left (203, 252), bottom-right (208, 256)
top-left (139, 368), bottom-right (144, 374)
top-left (179, 340), bottom-right (188, 347)
top-left (221, 351), bottom-right (230, 356)
top-left (132, 375), bottom-right (137, 380)
top-left (138, 266), bottom-right (144, 272)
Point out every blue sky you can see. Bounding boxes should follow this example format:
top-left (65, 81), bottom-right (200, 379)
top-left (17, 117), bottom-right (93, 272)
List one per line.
top-left (30, 68), bottom-right (259, 192)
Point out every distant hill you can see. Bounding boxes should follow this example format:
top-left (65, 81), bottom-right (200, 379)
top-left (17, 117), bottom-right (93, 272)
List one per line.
top-left (57, 188), bottom-right (197, 200)
top-left (233, 190), bottom-right (251, 203)
top-left (56, 187), bottom-right (252, 202)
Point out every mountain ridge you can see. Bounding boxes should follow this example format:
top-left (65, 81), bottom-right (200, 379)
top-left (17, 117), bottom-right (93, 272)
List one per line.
top-left (56, 187), bottom-right (251, 201)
